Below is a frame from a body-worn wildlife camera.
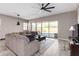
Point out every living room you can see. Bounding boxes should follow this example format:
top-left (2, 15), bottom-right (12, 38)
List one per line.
top-left (0, 3), bottom-right (79, 56)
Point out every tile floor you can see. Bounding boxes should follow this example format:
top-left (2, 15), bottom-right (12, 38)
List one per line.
top-left (0, 38), bottom-right (70, 56)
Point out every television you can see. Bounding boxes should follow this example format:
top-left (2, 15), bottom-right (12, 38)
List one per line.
top-left (73, 24), bottom-right (79, 43)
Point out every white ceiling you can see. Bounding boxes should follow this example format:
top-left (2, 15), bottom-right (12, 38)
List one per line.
top-left (0, 3), bottom-right (78, 20)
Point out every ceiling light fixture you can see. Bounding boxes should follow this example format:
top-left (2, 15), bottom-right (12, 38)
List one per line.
top-left (16, 14), bottom-right (20, 25)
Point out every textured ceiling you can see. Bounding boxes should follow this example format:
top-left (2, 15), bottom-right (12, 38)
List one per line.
top-left (0, 3), bottom-right (78, 20)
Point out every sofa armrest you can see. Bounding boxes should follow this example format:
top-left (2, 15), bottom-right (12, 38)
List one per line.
top-left (24, 40), bottom-right (40, 55)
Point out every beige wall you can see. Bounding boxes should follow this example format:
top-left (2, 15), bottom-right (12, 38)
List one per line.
top-left (77, 4), bottom-right (79, 23)
top-left (0, 11), bottom-right (77, 39)
top-left (30, 11), bottom-right (77, 39)
top-left (0, 14), bottom-right (27, 39)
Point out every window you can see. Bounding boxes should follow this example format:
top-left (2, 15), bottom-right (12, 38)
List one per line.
top-left (42, 22), bottom-right (48, 37)
top-left (37, 23), bottom-right (41, 32)
top-left (32, 23), bottom-right (36, 31)
top-left (31, 21), bottom-right (58, 38)
top-left (37, 22), bottom-right (41, 35)
top-left (28, 23), bottom-right (31, 31)
top-left (23, 23), bottom-right (27, 30)
top-left (49, 21), bottom-right (58, 37)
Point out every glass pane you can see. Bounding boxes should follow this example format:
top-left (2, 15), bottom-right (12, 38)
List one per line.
top-left (49, 21), bottom-right (58, 33)
top-left (28, 23), bottom-right (31, 31)
top-left (49, 28), bottom-right (58, 33)
top-left (42, 28), bottom-right (48, 33)
top-left (37, 23), bottom-right (41, 32)
top-left (49, 21), bottom-right (58, 38)
top-left (42, 22), bottom-right (48, 37)
top-left (42, 22), bottom-right (48, 28)
top-left (50, 21), bottom-right (58, 26)
top-left (23, 23), bottom-right (27, 30)
top-left (32, 23), bottom-right (36, 31)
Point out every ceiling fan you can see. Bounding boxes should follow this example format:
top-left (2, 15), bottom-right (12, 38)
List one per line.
top-left (40, 3), bottom-right (55, 12)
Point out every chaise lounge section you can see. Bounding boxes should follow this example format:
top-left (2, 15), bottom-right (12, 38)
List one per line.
top-left (5, 32), bottom-right (40, 56)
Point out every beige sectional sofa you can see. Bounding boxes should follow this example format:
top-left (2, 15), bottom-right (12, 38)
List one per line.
top-left (5, 32), bottom-right (40, 56)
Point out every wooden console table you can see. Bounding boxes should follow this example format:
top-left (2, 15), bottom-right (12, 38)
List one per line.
top-left (70, 44), bottom-right (79, 56)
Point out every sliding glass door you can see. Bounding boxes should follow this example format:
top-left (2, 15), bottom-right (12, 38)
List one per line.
top-left (49, 21), bottom-right (58, 38)
top-left (42, 22), bottom-right (49, 37)
top-left (23, 23), bottom-right (27, 30)
top-left (30, 21), bottom-right (58, 38)
top-left (32, 23), bottom-right (36, 31)
top-left (37, 23), bottom-right (41, 35)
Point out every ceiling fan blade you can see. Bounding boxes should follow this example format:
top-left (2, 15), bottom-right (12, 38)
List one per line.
top-left (44, 9), bottom-right (51, 12)
top-left (45, 6), bottom-right (55, 9)
top-left (42, 3), bottom-right (44, 7)
top-left (44, 3), bottom-right (50, 8)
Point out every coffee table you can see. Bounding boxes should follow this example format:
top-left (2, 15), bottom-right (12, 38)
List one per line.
top-left (36, 35), bottom-right (46, 41)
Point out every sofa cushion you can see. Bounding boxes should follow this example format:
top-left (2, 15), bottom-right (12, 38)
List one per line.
top-left (5, 32), bottom-right (40, 56)
top-left (26, 35), bottom-right (35, 42)
top-left (13, 33), bottom-right (30, 43)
